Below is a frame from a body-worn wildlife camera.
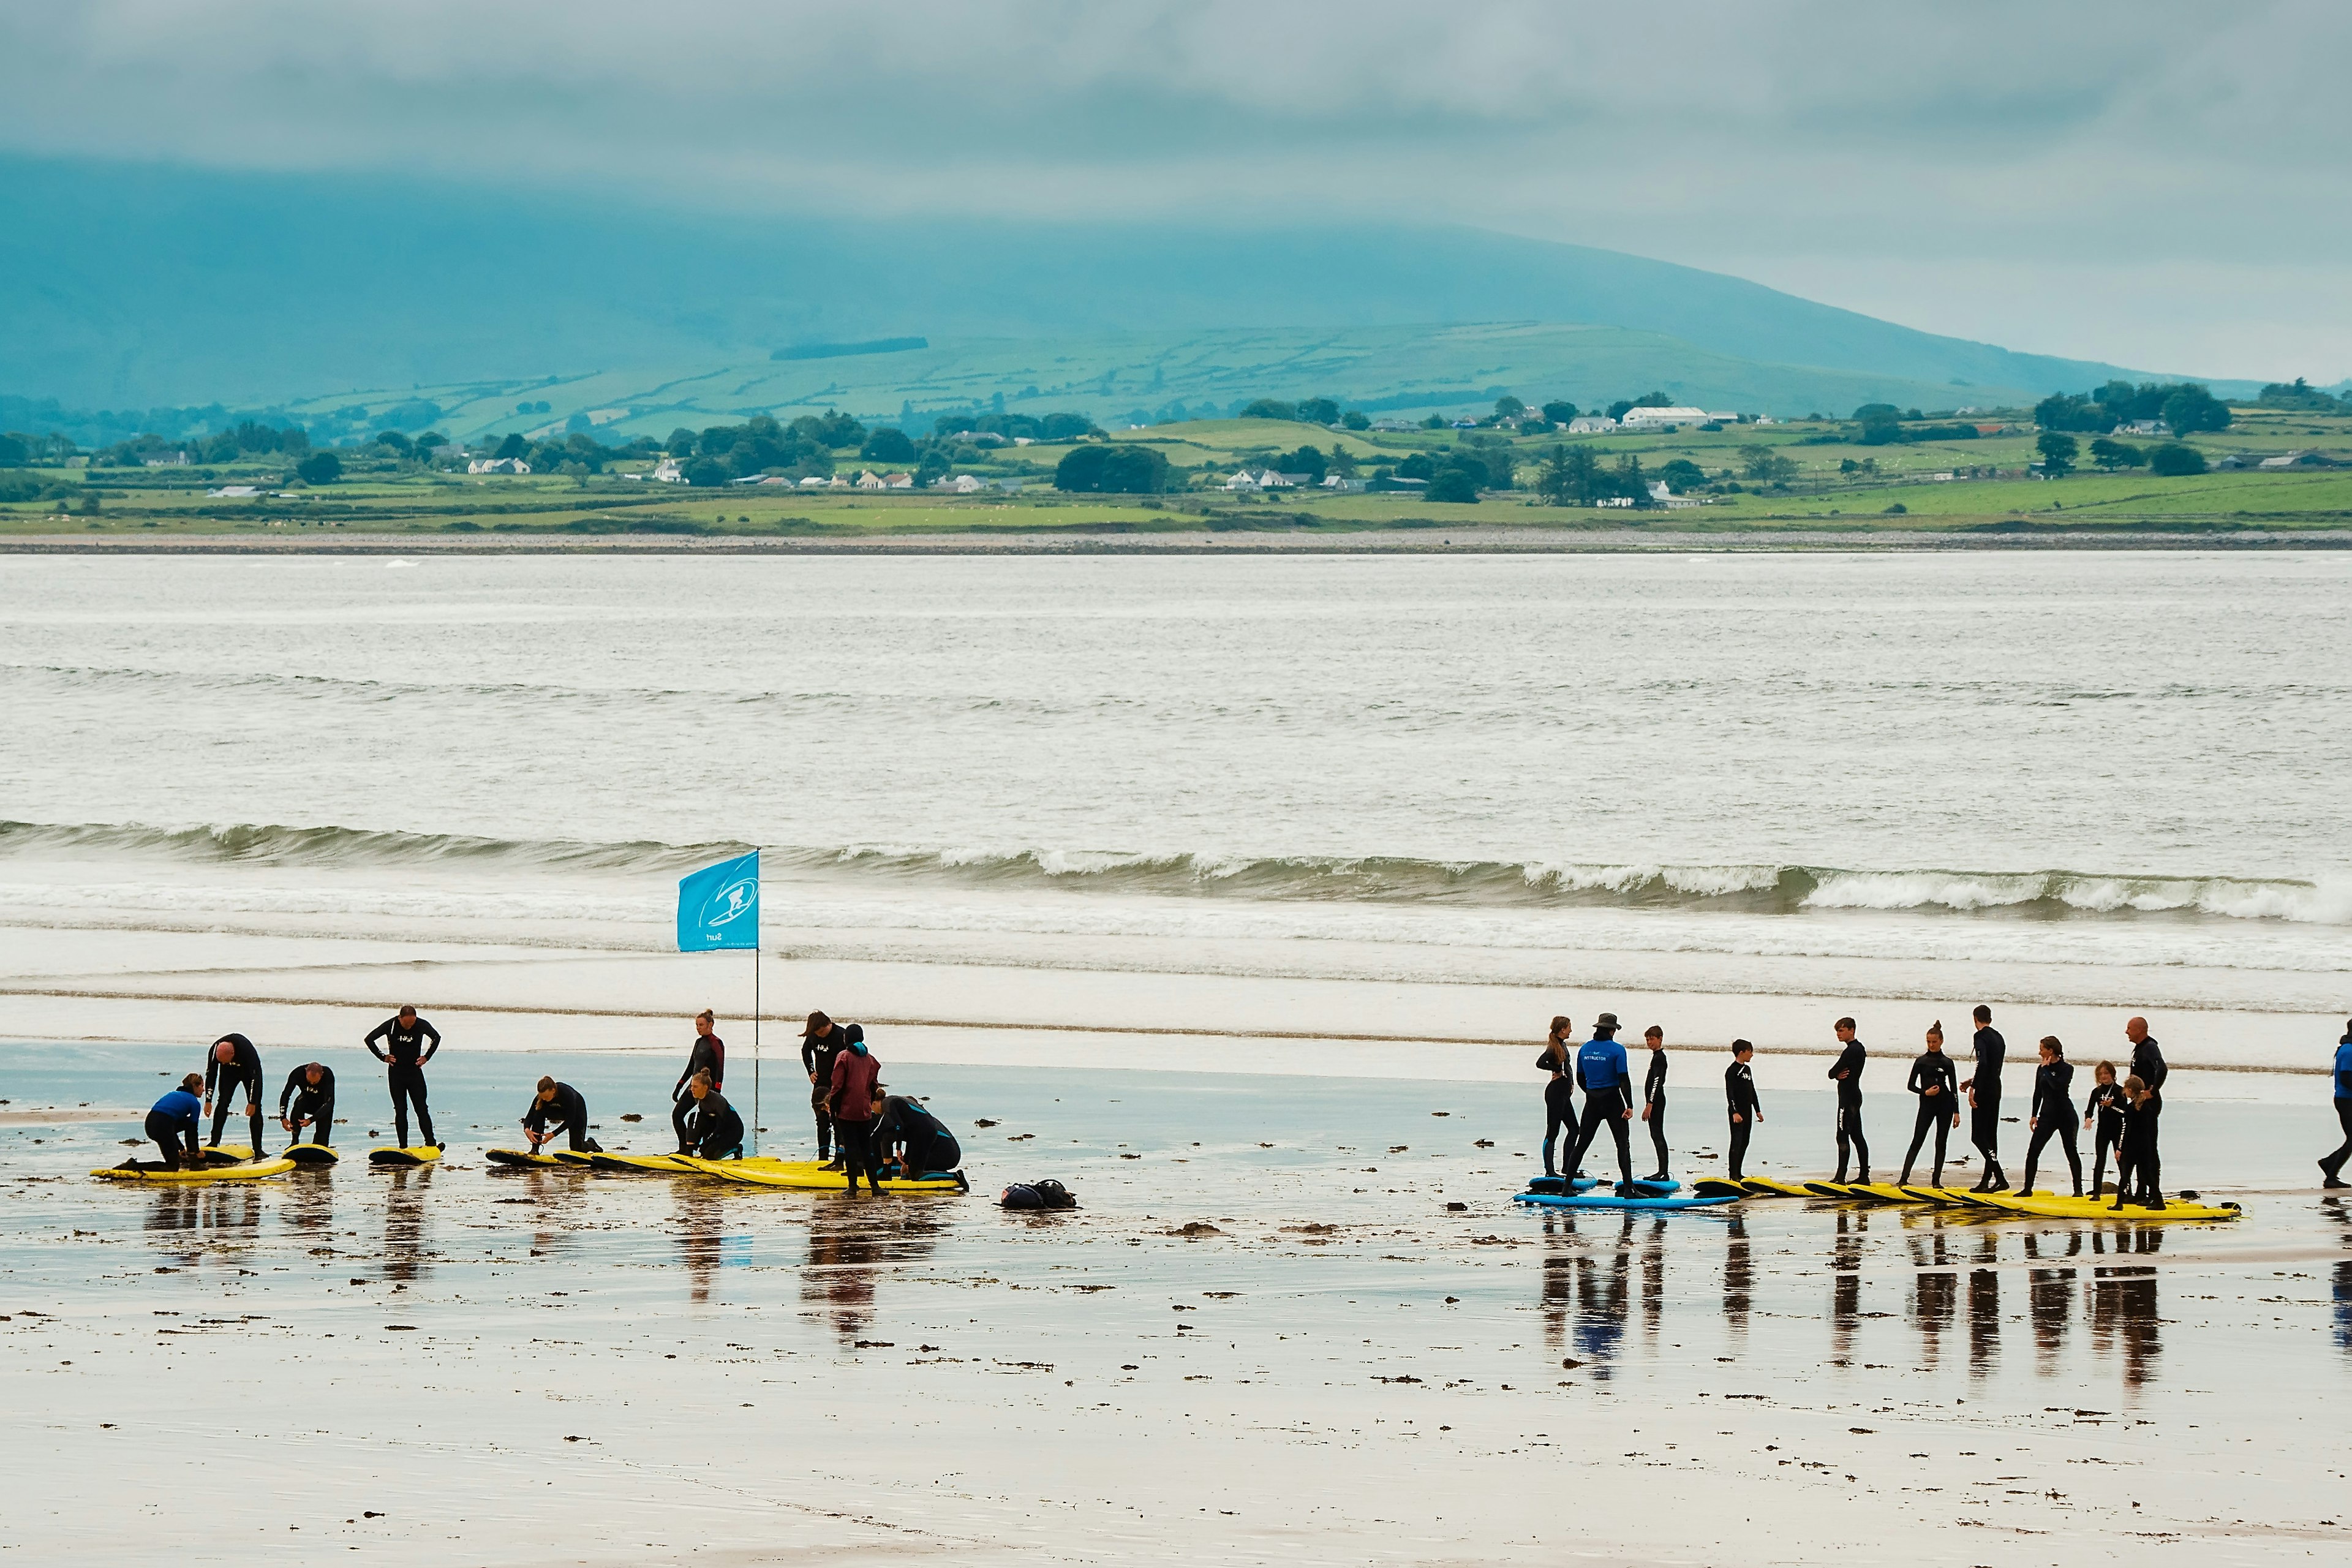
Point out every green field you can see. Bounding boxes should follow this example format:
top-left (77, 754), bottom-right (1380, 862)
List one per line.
top-left (9, 409), bottom-right (2350, 541)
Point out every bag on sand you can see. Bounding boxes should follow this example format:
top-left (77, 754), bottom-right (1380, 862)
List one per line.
top-left (1000, 1178), bottom-right (1079, 1210)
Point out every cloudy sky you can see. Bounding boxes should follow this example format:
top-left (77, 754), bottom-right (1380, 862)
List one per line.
top-left (2, 0), bottom-right (2345, 377)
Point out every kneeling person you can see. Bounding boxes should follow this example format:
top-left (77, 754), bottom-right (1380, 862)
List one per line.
top-left (522, 1077), bottom-right (599, 1154)
top-left (147, 1075), bottom-right (206, 1169)
top-left (278, 1061), bottom-right (336, 1150)
top-left (681, 1069), bottom-right (744, 1159)
top-left (874, 1093), bottom-right (962, 1178)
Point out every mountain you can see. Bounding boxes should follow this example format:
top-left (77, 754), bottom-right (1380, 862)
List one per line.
top-left (0, 154), bottom-right (2234, 424)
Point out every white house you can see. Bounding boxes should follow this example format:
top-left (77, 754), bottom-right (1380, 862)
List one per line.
top-left (649, 457), bottom-right (684, 482)
top-left (1225, 469), bottom-right (1295, 490)
top-left (1617, 406), bottom-right (1709, 430)
top-left (206, 484), bottom-right (262, 497)
top-left (1223, 470), bottom-right (1259, 491)
top-left (882, 472), bottom-right (914, 489)
top-left (1593, 496), bottom-right (1635, 508)
top-left (1646, 481), bottom-right (1705, 510)
top-left (1705, 412), bottom-right (1740, 425)
top-left (1321, 475), bottom-right (1363, 492)
top-left (1566, 417), bottom-right (1618, 433)
top-left (2114, 420), bottom-right (2169, 437)
top-left (938, 473), bottom-right (985, 492)
top-left (467, 457), bottom-right (531, 475)
top-left (856, 470), bottom-right (886, 490)
top-left (1370, 419), bottom-right (1417, 433)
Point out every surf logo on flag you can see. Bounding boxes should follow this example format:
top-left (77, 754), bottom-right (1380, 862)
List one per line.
top-left (677, 851), bottom-right (760, 951)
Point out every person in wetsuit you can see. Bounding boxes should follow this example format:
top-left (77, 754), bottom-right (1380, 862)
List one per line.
top-left (2083, 1061), bottom-right (2126, 1196)
top-left (522, 1076), bottom-right (598, 1153)
top-left (146, 1074), bottom-right (206, 1169)
top-left (2017, 1035), bottom-right (2083, 1196)
top-left (363, 1005), bottom-right (440, 1150)
top-left (1724, 1040), bottom-right (1761, 1180)
top-left (1962, 1004), bottom-right (2007, 1192)
top-left (828, 1032), bottom-right (883, 1193)
top-left (277, 1061), bottom-right (335, 1150)
top-left (672, 1009), bottom-right (726, 1153)
top-left (2321, 1020), bottom-right (2352, 1189)
top-left (203, 1033), bottom-right (265, 1158)
top-left (1567, 1012), bottom-right (1638, 1195)
top-left (874, 1093), bottom-right (962, 1177)
top-left (1539, 1016), bottom-right (1578, 1179)
top-left (1638, 1025), bottom-right (1671, 1182)
top-left (2125, 1016), bottom-right (2167, 1194)
top-left (1827, 1017), bottom-right (1870, 1184)
top-left (802, 1011), bottom-right (854, 1167)
top-left (1897, 1021), bottom-right (1959, 1186)
top-left (680, 1069), bottom-right (744, 1159)
top-left (2113, 1072), bottom-right (2163, 1210)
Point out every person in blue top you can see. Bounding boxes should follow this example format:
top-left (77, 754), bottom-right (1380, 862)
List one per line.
top-left (1567, 1012), bottom-right (1638, 1195)
top-left (2321, 1019), bottom-right (2352, 1190)
top-left (145, 1074), bottom-right (206, 1169)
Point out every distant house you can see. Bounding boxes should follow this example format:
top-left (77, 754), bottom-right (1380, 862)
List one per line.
top-left (1618, 406), bottom-right (1709, 431)
top-left (943, 473), bottom-right (986, 492)
top-left (798, 475), bottom-right (832, 488)
top-left (2209, 453), bottom-right (2251, 470)
top-left (1566, 417), bottom-right (1617, 433)
top-left (650, 458), bottom-right (684, 482)
top-left (1369, 419), bottom-right (1417, 434)
top-left (2258, 451), bottom-right (2334, 470)
top-left (1225, 469), bottom-right (1295, 489)
top-left (1705, 412), bottom-right (1740, 424)
top-left (1366, 475), bottom-right (1426, 492)
top-left (1223, 471), bottom-right (1258, 490)
top-left (1593, 496), bottom-right (1635, 508)
top-left (1449, 418), bottom-right (1477, 429)
top-left (2114, 420), bottom-right (2169, 437)
top-left (1321, 475), bottom-right (1363, 492)
top-left (882, 472), bottom-right (914, 489)
top-left (1646, 481), bottom-right (1705, 510)
top-left (467, 458), bottom-right (530, 475)
top-left (143, 451), bottom-right (189, 467)
top-left (856, 470), bottom-right (886, 489)
top-left (206, 484), bottom-right (262, 497)
top-left (1272, 472), bottom-right (1312, 487)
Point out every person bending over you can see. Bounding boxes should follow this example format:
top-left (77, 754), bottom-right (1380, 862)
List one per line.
top-left (1724, 1041), bottom-right (1761, 1180)
top-left (146, 1075), bottom-right (206, 1169)
top-left (522, 1077), bottom-right (598, 1154)
top-left (277, 1061), bottom-right (336, 1150)
top-left (204, 1033), bottom-right (265, 1159)
top-left (671, 1009), bottom-right (726, 1153)
top-left (2083, 1063), bottom-right (2126, 1196)
top-left (1961, 1005), bottom-right (2007, 1193)
top-left (364, 1005), bottom-right (442, 1149)
top-left (1538, 1016), bottom-right (1577, 1180)
top-left (1827, 1017), bottom-right (1870, 1184)
top-left (2017, 1035), bottom-right (2082, 1197)
top-left (827, 1031), bottom-right (883, 1194)
top-left (1638, 1024), bottom-right (1671, 1182)
top-left (2321, 1020), bottom-right (2352, 1189)
top-left (1567, 1013), bottom-right (1637, 1196)
top-left (875, 1093), bottom-right (962, 1178)
top-left (1897, 1022), bottom-right (1958, 1188)
top-left (680, 1069), bottom-right (744, 1159)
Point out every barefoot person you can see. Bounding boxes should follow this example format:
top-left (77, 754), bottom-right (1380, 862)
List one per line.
top-left (2084, 1062), bottom-right (2127, 1196)
top-left (2112, 1073), bottom-right (2163, 1211)
top-left (802, 1011), bottom-right (854, 1167)
top-left (364, 1005), bottom-right (442, 1150)
top-left (2322, 1020), bottom-right (2352, 1190)
top-left (2125, 1016), bottom-right (2168, 1191)
top-left (522, 1076), bottom-right (598, 1154)
top-left (1897, 1022), bottom-right (1958, 1187)
top-left (203, 1033), bottom-right (265, 1159)
top-left (1638, 1024), bottom-right (1671, 1183)
top-left (146, 1074), bottom-right (206, 1169)
top-left (1724, 1041), bottom-right (1761, 1180)
top-left (680, 1069), bottom-right (744, 1159)
top-left (1826, 1017), bottom-right (1869, 1184)
top-left (1962, 1005), bottom-right (2007, 1192)
top-left (2016, 1036), bottom-right (2082, 1196)
top-left (671, 1010), bottom-right (726, 1154)
top-left (277, 1061), bottom-right (336, 1150)
top-left (1539, 1016), bottom-right (1577, 1180)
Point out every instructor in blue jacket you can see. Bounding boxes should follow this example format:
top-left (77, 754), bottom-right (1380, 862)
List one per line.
top-left (2321, 1019), bottom-right (2352, 1190)
top-left (1568, 1012), bottom-right (1639, 1196)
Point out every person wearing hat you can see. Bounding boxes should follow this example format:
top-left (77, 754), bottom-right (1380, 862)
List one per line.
top-left (802, 1011), bottom-right (855, 1167)
top-left (1567, 1012), bottom-right (1638, 1195)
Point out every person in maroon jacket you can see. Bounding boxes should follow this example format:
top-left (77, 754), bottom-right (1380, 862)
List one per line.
top-left (828, 1027), bottom-right (883, 1194)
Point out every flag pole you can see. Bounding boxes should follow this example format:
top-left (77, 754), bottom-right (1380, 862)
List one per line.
top-left (752, 938), bottom-right (761, 1156)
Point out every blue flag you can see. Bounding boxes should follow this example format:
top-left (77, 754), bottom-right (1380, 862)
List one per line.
top-left (677, 851), bottom-right (760, 951)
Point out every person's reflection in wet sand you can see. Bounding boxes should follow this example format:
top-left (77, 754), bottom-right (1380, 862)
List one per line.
top-left (1638, 1216), bottom-right (1666, 1342)
top-left (1830, 1208), bottom-right (1865, 1362)
top-left (2326, 1200), bottom-right (2352, 1357)
top-left (1966, 1231), bottom-right (2001, 1381)
top-left (801, 1202), bottom-right (947, 1348)
top-left (1538, 1213), bottom-right (1578, 1353)
top-left (676, 1188), bottom-right (725, 1305)
top-left (2089, 1226), bottom-right (2164, 1389)
top-left (1722, 1213), bottom-right (1752, 1342)
top-left (1574, 1224), bottom-right (1630, 1377)
top-left (381, 1167), bottom-right (431, 1284)
top-left (2023, 1228), bottom-right (2082, 1376)
top-left (1908, 1222), bottom-right (1956, 1371)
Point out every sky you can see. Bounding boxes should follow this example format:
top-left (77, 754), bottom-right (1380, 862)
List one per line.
top-left (1, 0), bottom-right (2345, 380)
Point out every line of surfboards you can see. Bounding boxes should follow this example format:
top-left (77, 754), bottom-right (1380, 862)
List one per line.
top-left (95, 1142), bottom-right (968, 1192)
top-left (1685, 1175), bottom-right (2241, 1222)
top-left (92, 1143), bottom-right (448, 1182)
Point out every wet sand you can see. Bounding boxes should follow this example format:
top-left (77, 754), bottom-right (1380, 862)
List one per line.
top-left (6, 1041), bottom-right (2350, 1565)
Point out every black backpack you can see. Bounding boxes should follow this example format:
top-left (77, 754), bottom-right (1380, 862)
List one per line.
top-left (1000, 1178), bottom-right (1078, 1210)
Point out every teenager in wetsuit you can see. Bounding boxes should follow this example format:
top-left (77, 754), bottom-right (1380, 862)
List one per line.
top-left (1539, 1016), bottom-right (1577, 1179)
top-left (828, 1033), bottom-right (883, 1193)
top-left (2125, 1016), bottom-right (2167, 1194)
top-left (1638, 1025), bottom-right (1671, 1182)
top-left (2113, 1073), bottom-right (2163, 1210)
top-left (875, 1093), bottom-right (963, 1177)
top-left (2017, 1035), bottom-right (2082, 1196)
top-left (2084, 1061), bottom-right (2126, 1196)
top-left (522, 1076), bottom-right (598, 1153)
top-left (802, 1011), bottom-right (853, 1167)
top-left (146, 1074), bottom-right (206, 1169)
top-left (1567, 1013), bottom-right (1638, 1195)
top-left (2321, 1020), bottom-right (2352, 1189)
top-left (203, 1033), bottom-right (265, 1159)
top-left (277, 1062), bottom-right (336, 1149)
top-left (363, 1006), bottom-right (441, 1149)
top-left (1724, 1041), bottom-right (1761, 1180)
top-left (1962, 1005), bottom-right (2007, 1192)
top-left (1827, 1017), bottom-right (1869, 1184)
top-left (672, 1010), bottom-right (726, 1153)
top-left (680, 1069), bottom-right (744, 1159)
top-left (1897, 1021), bottom-right (1959, 1186)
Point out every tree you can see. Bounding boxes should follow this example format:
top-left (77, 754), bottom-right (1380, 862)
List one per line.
top-left (1541, 401), bottom-right (1578, 424)
top-left (295, 451), bottom-right (342, 485)
top-left (666, 428), bottom-right (698, 456)
top-left (1284, 445), bottom-right (1329, 483)
top-left (493, 432), bottom-right (528, 461)
top-left (1537, 445), bottom-right (1599, 505)
top-left (2160, 385), bottom-right (2231, 434)
top-left (1054, 443), bottom-right (1173, 494)
top-left (2035, 431), bottom-right (2078, 477)
top-left (1607, 392), bottom-right (1672, 420)
top-left (1239, 399), bottom-right (1297, 421)
top-left (684, 456), bottom-right (731, 486)
top-left (2148, 443), bottom-right (2207, 477)
top-left (2088, 438), bottom-right (2143, 470)
top-left (860, 428), bottom-right (918, 464)
top-left (1426, 466), bottom-right (1481, 503)
top-left (1493, 395), bottom-right (1526, 421)
top-left (1297, 397), bottom-right (1341, 426)
top-left (373, 429), bottom-right (412, 454)
top-left (0, 432), bottom-right (29, 467)
top-left (1657, 458), bottom-right (1707, 492)
top-left (1327, 446), bottom-right (1359, 479)
top-left (1340, 410), bottom-right (1370, 431)
top-left (1741, 446), bottom-right (1797, 483)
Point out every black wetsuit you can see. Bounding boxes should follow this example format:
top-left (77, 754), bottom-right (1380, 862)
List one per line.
top-left (2019, 1058), bottom-right (2081, 1194)
top-left (146, 1090), bottom-right (202, 1168)
top-left (524, 1082), bottom-right (594, 1152)
top-left (1968, 1025), bottom-right (2007, 1187)
top-left (1828, 1038), bottom-right (1869, 1183)
top-left (683, 1090), bottom-right (745, 1159)
top-left (205, 1034), bottom-right (265, 1155)
top-left (1642, 1047), bottom-right (1670, 1178)
top-left (671, 1031), bottom-right (726, 1152)
top-left (364, 1014), bottom-right (440, 1148)
top-left (2118, 1091), bottom-right (2163, 1206)
top-left (802, 1026), bottom-right (851, 1160)
top-left (2129, 1035), bottom-right (2168, 1195)
top-left (1539, 1042), bottom-right (1577, 1177)
top-left (1899, 1050), bottom-right (1958, 1185)
top-left (2086, 1082), bottom-right (2126, 1194)
top-left (875, 1095), bottom-right (962, 1175)
top-left (277, 1064), bottom-right (336, 1148)
top-left (1724, 1060), bottom-right (1760, 1179)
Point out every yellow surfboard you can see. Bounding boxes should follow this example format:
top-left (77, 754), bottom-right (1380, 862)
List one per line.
top-left (368, 1145), bottom-right (443, 1167)
top-left (96, 1156), bottom-right (298, 1183)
